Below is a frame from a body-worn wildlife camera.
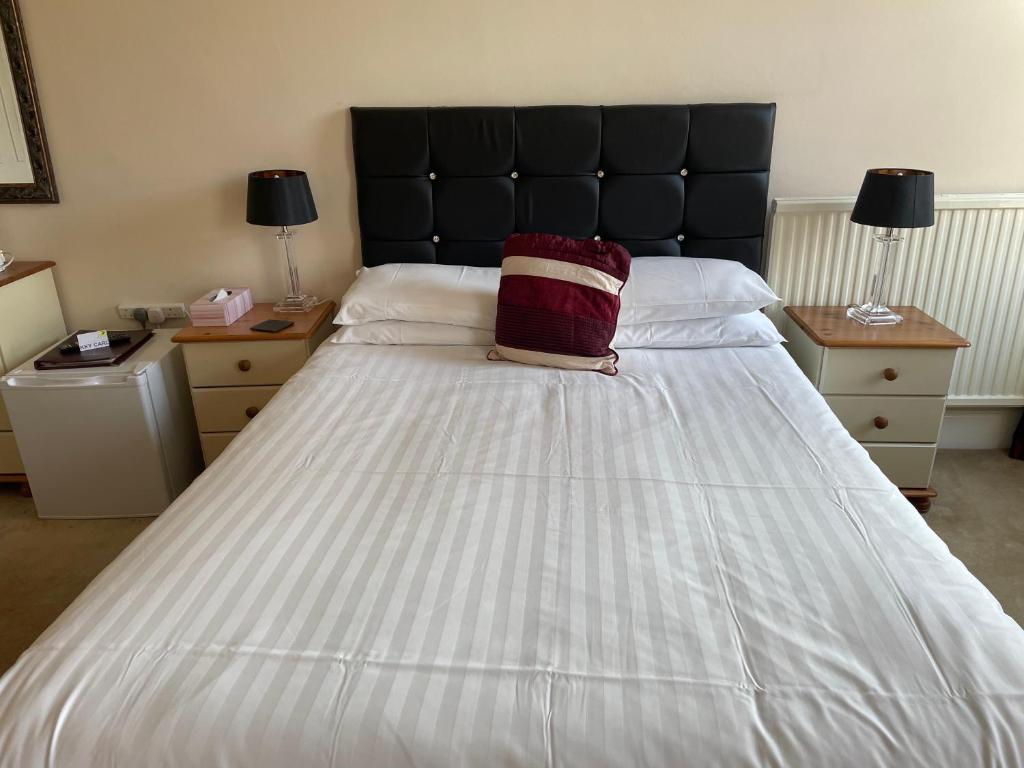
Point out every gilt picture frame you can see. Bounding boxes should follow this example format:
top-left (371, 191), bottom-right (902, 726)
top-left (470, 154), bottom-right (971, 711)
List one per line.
top-left (0, 0), bottom-right (56, 202)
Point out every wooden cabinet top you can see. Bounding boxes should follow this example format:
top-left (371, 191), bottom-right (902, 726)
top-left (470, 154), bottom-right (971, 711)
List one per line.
top-left (172, 301), bottom-right (335, 343)
top-left (783, 306), bottom-right (970, 349)
top-left (0, 260), bottom-right (55, 290)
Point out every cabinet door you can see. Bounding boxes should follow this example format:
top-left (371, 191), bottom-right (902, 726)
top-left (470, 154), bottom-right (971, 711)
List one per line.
top-left (183, 341), bottom-right (307, 387)
top-left (192, 386), bottom-right (279, 432)
top-left (820, 348), bottom-right (956, 396)
top-left (200, 432), bottom-right (237, 465)
top-left (825, 395), bottom-right (945, 443)
top-left (0, 269), bottom-right (66, 374)
top-left (0, 432), bottom-right (23, 473)
top-left (863, 443), bottom-right (936, 488)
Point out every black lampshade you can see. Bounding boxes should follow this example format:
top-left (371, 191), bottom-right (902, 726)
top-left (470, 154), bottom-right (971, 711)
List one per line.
top-left (246, 170), bottom-right (318, 227)
top-left (850, 168), bottom-right (934, 229)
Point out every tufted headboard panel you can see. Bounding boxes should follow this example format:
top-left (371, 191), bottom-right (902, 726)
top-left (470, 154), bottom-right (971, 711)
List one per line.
top-left (351, 103), bottom-right (776, 274)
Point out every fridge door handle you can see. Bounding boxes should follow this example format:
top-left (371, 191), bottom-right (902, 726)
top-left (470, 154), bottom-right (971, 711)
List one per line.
top-left (3, 365), bottom-right (147, 389)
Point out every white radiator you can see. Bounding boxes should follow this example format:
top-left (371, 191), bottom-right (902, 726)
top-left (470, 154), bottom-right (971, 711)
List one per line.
top-left (766, 195), bottom-right (1024, 407)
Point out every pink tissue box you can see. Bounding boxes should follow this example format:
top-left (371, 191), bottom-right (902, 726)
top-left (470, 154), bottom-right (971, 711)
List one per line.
top-left (190, 288), bottom-right (254, 326)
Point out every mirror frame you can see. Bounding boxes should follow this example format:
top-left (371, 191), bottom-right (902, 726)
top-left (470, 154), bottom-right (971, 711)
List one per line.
top-left (0, 0), bottom-right (56, 203)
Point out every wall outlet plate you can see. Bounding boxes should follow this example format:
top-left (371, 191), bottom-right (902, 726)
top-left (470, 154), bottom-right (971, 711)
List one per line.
top-left (117, 303), bottom-right (189, 320)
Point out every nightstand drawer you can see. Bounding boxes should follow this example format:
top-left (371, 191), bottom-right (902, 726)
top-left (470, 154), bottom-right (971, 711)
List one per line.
top-left (863, 443), bottom-right (936, 488)
top-left (193, 386), bottom-right (279, 432)
top-left (183, 340), bottom-right (307, 387)
top-left (0, 396), bottom-right (10, 431)
top-left (820, 348), bottom-right (956, 396)
top-left (825, 395), bottom-right (945, 443)
top-left (0, 431), bottom-right (24, 473)
top-left (200, 432), bottom-right (238, 465)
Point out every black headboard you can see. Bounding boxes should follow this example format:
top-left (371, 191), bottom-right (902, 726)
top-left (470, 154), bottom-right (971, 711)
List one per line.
top-left (351, 103), bottom-right (776, 274)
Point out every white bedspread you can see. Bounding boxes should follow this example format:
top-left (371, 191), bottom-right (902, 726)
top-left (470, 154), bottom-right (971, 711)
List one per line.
top-left (1, 344), bottom-right (1022, 767)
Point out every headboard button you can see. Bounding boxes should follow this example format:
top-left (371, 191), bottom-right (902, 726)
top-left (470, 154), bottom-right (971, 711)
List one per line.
top-left (676, 234), bottom-right (685, 242)
top-left (428, 172), bottom-right (436, 180)
top-left (432, 235), bottom-right (440, 243)
top-left (510, 171), bottom-right (519, 180)
top-left (680, 168), bottom-right (688, 177)
top-left (596, 170), bottom-right (605, 179)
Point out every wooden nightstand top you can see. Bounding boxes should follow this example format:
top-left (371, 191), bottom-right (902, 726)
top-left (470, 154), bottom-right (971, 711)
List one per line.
top-left (173, 301), bottom-right (335, 343)
top-left (783, 306), bottom-right (970, 349)
top-left (0, 260), bottom-right (55, 289)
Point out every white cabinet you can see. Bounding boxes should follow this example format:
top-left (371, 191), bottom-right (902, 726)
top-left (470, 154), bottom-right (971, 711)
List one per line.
top-left (173, 302), bottom-right (335, 467)
top-left (784, 306), bottom-right (969, 513)
top-left (0, 262), bottom-right (66, 480)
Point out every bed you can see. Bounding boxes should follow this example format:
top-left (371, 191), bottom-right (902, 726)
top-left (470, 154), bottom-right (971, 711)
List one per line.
top-left (1, 105), bottom-right (1022, 766)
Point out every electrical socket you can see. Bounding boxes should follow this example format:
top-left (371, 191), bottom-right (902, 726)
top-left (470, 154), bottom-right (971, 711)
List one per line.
top-left (117, 303), bottom-right (189, 321)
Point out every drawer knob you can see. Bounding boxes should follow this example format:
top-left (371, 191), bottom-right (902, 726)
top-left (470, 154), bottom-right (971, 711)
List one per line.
top-left (245, 406), bottom-right (260, 419)
top-left (237, 359), bottom-right (252, 372)
top-left (882, 367), bottom-right (898, 381)
top-left (873, 416), bottom-right (889, 430)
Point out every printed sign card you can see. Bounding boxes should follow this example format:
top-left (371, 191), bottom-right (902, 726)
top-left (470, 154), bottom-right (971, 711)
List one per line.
top-left (76, 330), bottom-right (110, 351)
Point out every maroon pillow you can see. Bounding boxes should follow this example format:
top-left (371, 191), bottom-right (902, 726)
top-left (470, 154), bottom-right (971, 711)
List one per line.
top-left (487, 233), bottom-right (631, 375)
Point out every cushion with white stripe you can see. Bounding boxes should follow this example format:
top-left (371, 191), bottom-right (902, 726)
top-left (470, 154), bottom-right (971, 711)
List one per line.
top-left (488, 233), bottom-right (630, 375)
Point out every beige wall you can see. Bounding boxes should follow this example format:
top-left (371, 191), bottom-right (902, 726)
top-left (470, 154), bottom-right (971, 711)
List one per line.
top-left (2, 0), bottom-right (1023, 328)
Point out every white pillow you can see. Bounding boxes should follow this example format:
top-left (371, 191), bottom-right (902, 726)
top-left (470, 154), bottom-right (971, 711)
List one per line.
top-left (334, 257), bottom-right (779, 330)
top-left (618, 257), bottom-right (779, 323)
top-left (334, 263), bottom-right (499, 328)
top-left (329, 313), bottom-right (783, 349)
top-left (613, 311), bottom-right (784, 348)
top-left (331, 321), bottom-right (494, 345)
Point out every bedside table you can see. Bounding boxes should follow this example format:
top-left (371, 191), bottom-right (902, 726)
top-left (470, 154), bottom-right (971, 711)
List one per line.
top-left (784, 306), bottom-right (969, 513)
top-left (172, 301), bottom-right (335, 466)
top-left (0, 261), bottom-right (66, 494)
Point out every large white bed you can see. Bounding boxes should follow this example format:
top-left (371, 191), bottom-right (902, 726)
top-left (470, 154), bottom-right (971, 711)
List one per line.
top-left (1, 341), bottom-right (1022, 766)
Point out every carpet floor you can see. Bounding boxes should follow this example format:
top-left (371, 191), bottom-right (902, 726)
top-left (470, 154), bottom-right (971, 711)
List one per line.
top-left (0, 449), bottom-right (1021, 675)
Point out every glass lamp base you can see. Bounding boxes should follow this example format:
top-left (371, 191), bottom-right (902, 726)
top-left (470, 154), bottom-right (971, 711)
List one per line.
top-left (274, 294), bottom-right (322, 313)
top-left (847, 303), bottom-right (903, 325)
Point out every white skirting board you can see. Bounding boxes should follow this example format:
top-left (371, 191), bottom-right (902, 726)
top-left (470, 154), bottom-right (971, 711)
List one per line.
top-left (939, 406), bottom-right (1022, 450)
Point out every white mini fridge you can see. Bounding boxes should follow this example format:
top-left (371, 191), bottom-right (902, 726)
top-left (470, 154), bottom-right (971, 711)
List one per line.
top-left (0, 330), bottom-right (202, 518)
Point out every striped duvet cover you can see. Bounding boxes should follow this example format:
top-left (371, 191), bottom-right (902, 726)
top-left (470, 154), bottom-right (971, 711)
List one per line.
top-left (1, 343), bottom-right (1022, 766)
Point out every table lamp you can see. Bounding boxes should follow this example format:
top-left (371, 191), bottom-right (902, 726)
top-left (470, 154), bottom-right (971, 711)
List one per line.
top-left (847, 168), bottom-right (934, 325)
top-left (246, 169), bottom-right (321, 312)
